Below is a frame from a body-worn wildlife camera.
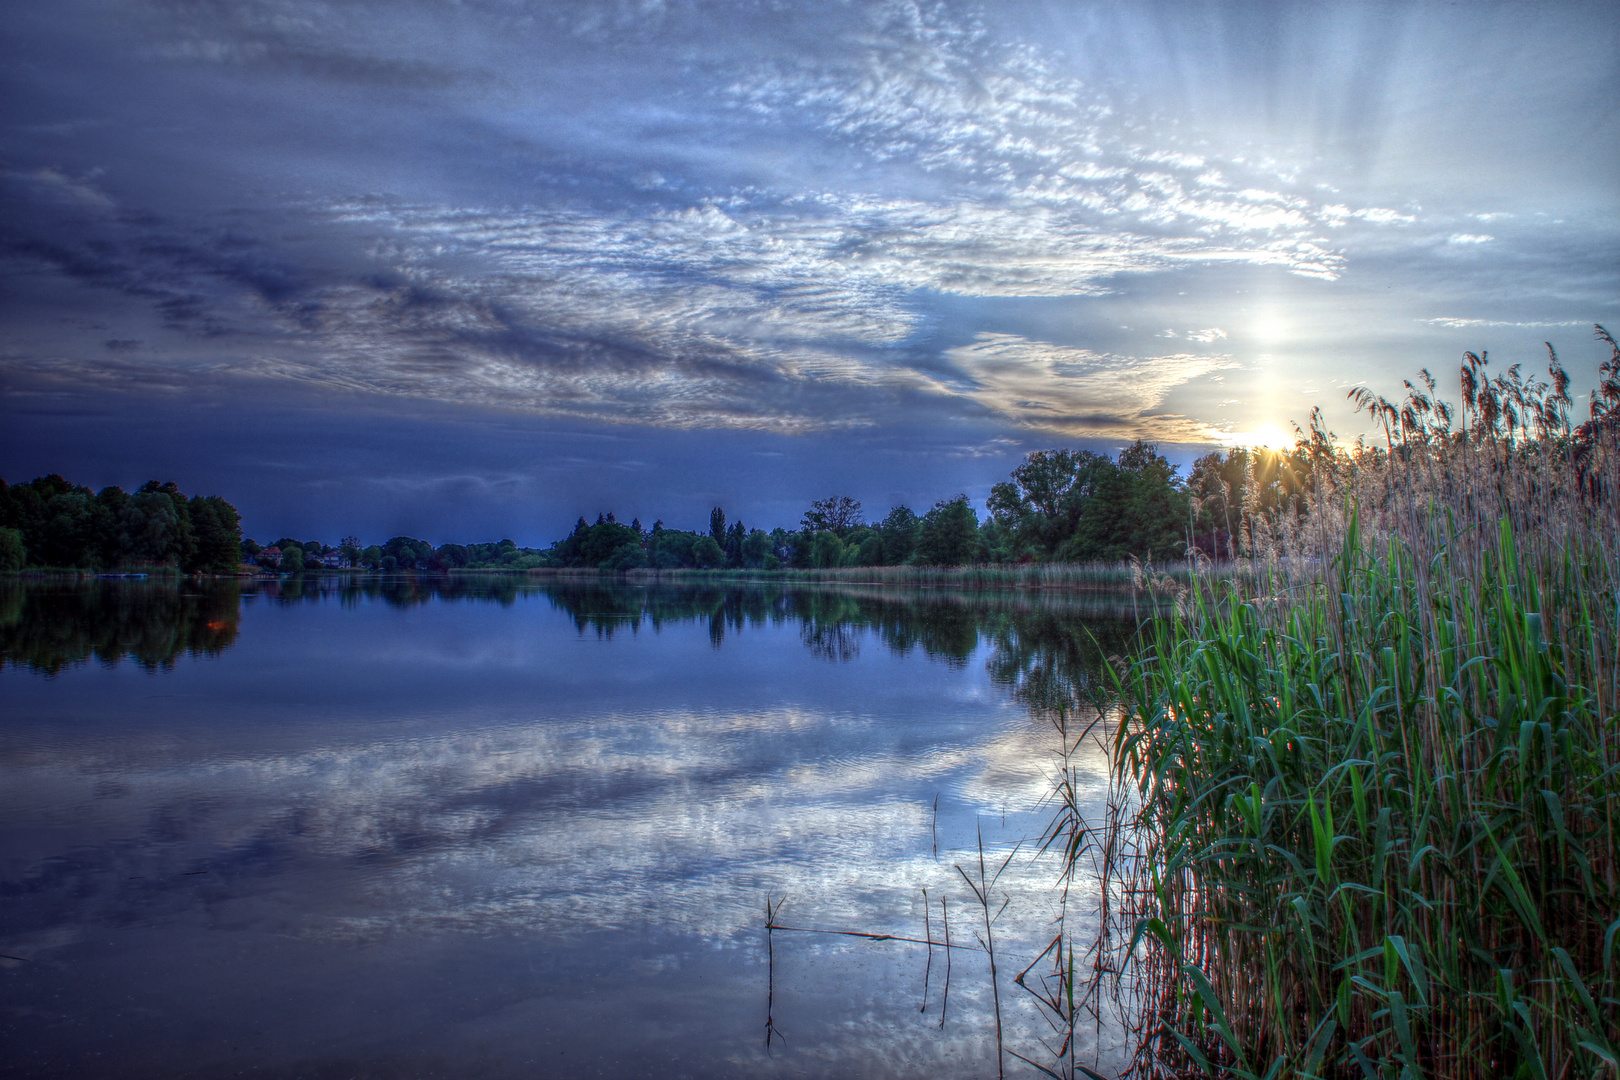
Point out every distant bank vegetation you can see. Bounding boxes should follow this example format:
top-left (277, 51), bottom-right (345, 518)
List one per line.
top-left (4, 329), bottom-right (1616, 587)
top-left (0, 477), bottom-right (242, 575)
top-left (227, 438), bottom-right (1341, 578)
top-left (0, 439), bottom-right (1292, 576)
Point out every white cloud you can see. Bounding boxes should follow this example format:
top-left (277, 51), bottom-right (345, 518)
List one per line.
top-left (1354, 207), bottom-right (1416, 225)
top-left (6, 0), bottom-right (1477, 447)
top-left (939, 332), bottom-right (1231, 439)
top-left (1422, 317), bottom-right (1587, 329)
top-left (259, 194), bottom-right (1286, 435)
top-left (9, 167), bottom-right (115, 210)
top-left (719, 1), bottom-right (1406, 273)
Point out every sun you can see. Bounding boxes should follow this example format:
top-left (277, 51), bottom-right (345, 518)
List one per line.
top-left (1226, 423), bottom-right (1295, 451)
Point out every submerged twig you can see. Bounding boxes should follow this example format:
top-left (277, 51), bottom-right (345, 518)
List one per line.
top-left (920, 887), bottom-right (932, 1013)
top-left (940, 895), bottom-right (951, 1030)
top-left (766, 923), bottom-right (975, 950)
top-left (764, 894), bottom-right (786, 1050)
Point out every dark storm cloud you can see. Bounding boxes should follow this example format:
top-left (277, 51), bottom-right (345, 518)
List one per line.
top-left (2, 0), bottom-right (1617, 537)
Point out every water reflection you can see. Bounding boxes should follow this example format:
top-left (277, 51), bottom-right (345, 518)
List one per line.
top-left (0, 577), bottom-right (241, 674)
top-left (3, 576), bottom-right (1142, 690)
top-left (0, 578), bottom-right (1139, 1078)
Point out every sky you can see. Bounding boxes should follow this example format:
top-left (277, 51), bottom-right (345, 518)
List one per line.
top-left (2, 0), bottom-right (1617, 544)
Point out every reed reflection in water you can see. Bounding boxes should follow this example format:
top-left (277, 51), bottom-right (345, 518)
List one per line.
top-left (0, 577), bottom-right (1138, 1078)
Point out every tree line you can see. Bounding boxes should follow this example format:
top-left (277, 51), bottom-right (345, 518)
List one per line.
top-left (0, 475), bottom-right (243, 574)
top-left (535, 438), bottom-right (1259, 571)
top-left (0, 437), bottom-right (1294, 573)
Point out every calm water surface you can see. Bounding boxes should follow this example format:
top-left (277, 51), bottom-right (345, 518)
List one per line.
top-left (1, 578), bottom-right (1135, 1079)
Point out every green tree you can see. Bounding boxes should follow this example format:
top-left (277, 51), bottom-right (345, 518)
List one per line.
top-left (434, 543), bottom-right (471, 569)
top-left (93, 486), bottom-right (129, 566)
top-left (709, 506), bottom-right (727, 546)
top-left (646, 528), bottom-right (699, 569)
top-left (1, 475), bottom-right (80, 566)
top-left (137, 481), bottom-right (196, 568)
top-left (0, 527), bottom-right (24, 572)
top-left (117, 489), bottom-right (183, 566)
top-left (978, 517), bottom-right (1010, 563)
top-left (579, 522), bottom-right (644, 568)
top-left (801, 496), bottom-right (863, 537)
top-left (724, 520), bottom-right (746, 567)
top-left (188, 495), bottom-right (243, 574)
top-left (381, 537), bottom-right (432, 569)
top-left (987, 448), bottom-right (1115, 561)
top-left (1063, 441), bottom-right (1188, 562)
top-left (603, 544), bottom-right (644, 571)
top-left (279, 546), bottom-right (305, 573)
top-left (852, 529), bottom-right (885, 566)
top-left (1186, 446), bottom-right (1311, 558)
top-left (549, 520), bottom-right (645, 569)
top-left (39, 491), bottom-right (105, 568)
top-left (915, 495), bottom-right (980, 565)
top-left (877, 505), bottom-right (919, 565)
top-left (692, 536), bottom-right (724, 568)
top-left (742, 528), bottom-right (773, 568)
top-left (786, 530), bottom-right (813, 568)
top-left (807, 530), bottom-right (845, 568)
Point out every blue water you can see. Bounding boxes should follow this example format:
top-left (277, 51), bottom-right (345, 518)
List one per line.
top-left (0, 579), bottom-right (1129, 1078)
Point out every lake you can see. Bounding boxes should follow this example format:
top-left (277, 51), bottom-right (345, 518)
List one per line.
top-left (0, 577), bottom-right (1137, 1079)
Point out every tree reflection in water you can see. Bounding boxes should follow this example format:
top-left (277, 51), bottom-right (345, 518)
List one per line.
top-left (2, 576), bottom-right (1150, 694)
top-left (0, 578), bottom-right (241, 674)
top-left (2, 573), bottom-right (1154, 1076)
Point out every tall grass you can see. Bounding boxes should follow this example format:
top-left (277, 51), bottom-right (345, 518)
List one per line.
top-left (1096, 335), bottom-right (1619, 1078)
top-left (539, 561), bottom-right (1195, 591)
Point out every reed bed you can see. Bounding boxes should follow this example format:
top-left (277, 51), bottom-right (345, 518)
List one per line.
top-left (1094, 338), bottom-right (1620, 1078)
top-left (580, 561), bottom-right (1196, 590)
top-left (768, 563), bottom-right (1176, 589)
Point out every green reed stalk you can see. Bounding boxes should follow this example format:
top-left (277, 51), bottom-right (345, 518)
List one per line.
top-left (1105, 429), bottom-right (1618, 1078)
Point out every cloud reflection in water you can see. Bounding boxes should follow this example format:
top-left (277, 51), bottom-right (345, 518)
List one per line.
top-left (1, 580), bottom-right (1128, 1077)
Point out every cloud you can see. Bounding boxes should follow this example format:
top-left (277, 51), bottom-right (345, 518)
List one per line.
top-left (1352, 207), bottom-right (1415, 225)
top-left (5, 0), bottom-right (1608, 462)
top-left (0, 171), bottom-right (1333, 439)
top-left (1421, 317), bottom-right (1589, 329)
top-left (939, 332), bottom-right (1231, 440)
top-left (241, 192), bottom-right (1303, 439)
top-left (7, 167), bottom-right (115, 210)
top-left (143, 0), bottom-right (475, 89)
top-left (717, 1), bottom-right (1415, 278)
top-left (0, 149), bottom-right (1388, 441)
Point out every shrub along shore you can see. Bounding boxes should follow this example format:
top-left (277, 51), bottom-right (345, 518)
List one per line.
top-left (527, 561), bottom-right (1188, 589)
top-left (1078, 333), bottom-right (1619, 1078)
